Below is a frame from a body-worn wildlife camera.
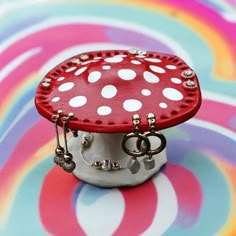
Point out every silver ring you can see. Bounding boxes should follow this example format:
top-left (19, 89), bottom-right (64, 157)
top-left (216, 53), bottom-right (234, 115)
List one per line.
top-left (122, 132), bottom-right (150, 157)
top-left (137, 131), bottom-right (166, 155)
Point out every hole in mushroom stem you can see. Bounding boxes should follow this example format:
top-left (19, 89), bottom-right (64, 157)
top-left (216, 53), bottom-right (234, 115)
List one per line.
top-left (56, 69), bottom-right (61, 73)
top-left (173, 59), bottom-right (179, 63)
top-left (171, 110), bottom-right (178, 115)
top-left (97, 52), bottom-right (102, 57)
top-left (61, 65), bottom-right (67, 70)
top-left (67, 62), bottom-right (73, 66)
top-left (41, 100), bottom-right (49, 104)
top-left (106, 52), bottom-right (112, 57)
top-left (95, 120), bottom-right (103, 125)
top-left (122, 121), bottom-right (129, 124)
top-left (148, 53), bottom-right (154, 57)
top-left (114, 51), bottom-right (119, 55)
top-left (181, 66), bottom-right (188, 70)
top-left (83, 119), bottom-right (90, 123)
top-left (52, 73), bottom-right (58, 76)
top-left (177, 62), bottom-right (183, 66)
top-left (45, 105), bottom-right (52, 108)
top-left (180, 104), bottom-right (189, 108)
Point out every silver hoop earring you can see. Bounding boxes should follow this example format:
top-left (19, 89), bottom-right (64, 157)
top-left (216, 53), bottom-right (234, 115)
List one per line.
top-left (51, 110), bottom-right (65, 167)
top-left (142, 113), bottom-right (167, 170)
top-left (122, 114), bottom-right (150, 174)
top-left (61, 113), bottom-right (76, 173)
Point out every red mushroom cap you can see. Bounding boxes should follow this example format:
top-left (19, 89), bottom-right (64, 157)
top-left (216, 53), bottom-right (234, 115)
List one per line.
top-left (35, 49), bottom-right (201, 133)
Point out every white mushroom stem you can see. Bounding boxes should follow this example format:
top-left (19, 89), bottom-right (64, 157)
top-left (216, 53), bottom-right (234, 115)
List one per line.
top-left (81, 132), bottom-right (129, 166)
top-left (68, 131), bottom-right (168, 187)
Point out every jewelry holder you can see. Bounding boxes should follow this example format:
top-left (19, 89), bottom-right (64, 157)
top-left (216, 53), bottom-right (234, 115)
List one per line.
top-left (35, 49), bottom-right (201, 187)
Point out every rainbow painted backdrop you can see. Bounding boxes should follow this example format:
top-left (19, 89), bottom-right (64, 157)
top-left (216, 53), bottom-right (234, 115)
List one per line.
top-left (0, 0), bottom-right (236, 235)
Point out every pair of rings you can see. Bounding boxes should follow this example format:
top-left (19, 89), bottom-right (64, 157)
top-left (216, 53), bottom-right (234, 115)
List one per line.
top-left (122, 131), bottom-right (166, 157)
top-left (121, 113), bottom-right (166, 158)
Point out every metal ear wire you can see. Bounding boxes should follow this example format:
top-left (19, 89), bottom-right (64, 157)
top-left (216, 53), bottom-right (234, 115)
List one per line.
top-left (51, 110), bottom-right (65, 167)
top-left (61, 113), bottom-right (76, 173)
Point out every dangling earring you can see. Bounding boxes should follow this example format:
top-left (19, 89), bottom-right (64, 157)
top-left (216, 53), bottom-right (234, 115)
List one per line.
top-left (51, 110), bottom-right (65, 166)
top-left (143, 113), bottom-right (167, 170)
top-left (122, 114), bottom-right (150, 174)
top-left (61, 113), bottom-right (76, 173)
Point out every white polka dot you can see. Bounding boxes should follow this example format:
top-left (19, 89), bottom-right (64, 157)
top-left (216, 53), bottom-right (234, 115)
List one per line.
top-left (141, 89), bottom-right (151, 96)
top-left (58, 82), bottom-right (74, 92)
top-left (88, 71), bottom-right (101, 83)
top-left (105, 57), bottom-right (123, 63)
top-left (75, 66), bottom-right (87, 76)
top-left (101, 85), bottom-right (117, 98)
top-left (150, 65), bottom-right (166, 73)
top-left (118, 69), bottom-right (136, 80)
top-left (82, 60), bottom-right (99, 65)
top-left (143, 71), bottom-right (160, 83)
top-left (69, 96), bottom-right (87, 107)
top-left (166, 65), bottom-right (177, 70)
top-left (97, 106), bottom-right (112, 115)
top-left (123, 99), bottom-right (142, 112)
top-left (131, 60), bottom-right (141, 65)
top-left (159, 102), bottom-right (168, 108)
top-left (57, 76), bottom-right (65, 81)
top-left (102, 65), bottom-right (111, 70)
top-left (144, 58), bottom-right (161, 63)
top-left (171, 77), bottom-right (182, 84)
top-left (163, 88), bottom-right (183, 101)
top-left (51, 97), bottom-right (60, 102)
top-left (66, 66), bottom-right (77, 72)
top-left (94, 57), bottom-right (102, 60)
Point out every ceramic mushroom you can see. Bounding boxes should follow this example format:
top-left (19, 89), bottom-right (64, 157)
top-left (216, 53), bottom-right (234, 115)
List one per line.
top-left (35, 49), bottom-right (201, 187)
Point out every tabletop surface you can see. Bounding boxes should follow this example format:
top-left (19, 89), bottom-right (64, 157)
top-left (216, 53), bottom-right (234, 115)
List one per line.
top-left (0, 1), bottom-right (236, 236)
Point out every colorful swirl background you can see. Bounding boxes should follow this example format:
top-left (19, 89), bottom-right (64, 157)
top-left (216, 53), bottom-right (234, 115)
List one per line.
top-left (0, 0), bottom-right (236, 235)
